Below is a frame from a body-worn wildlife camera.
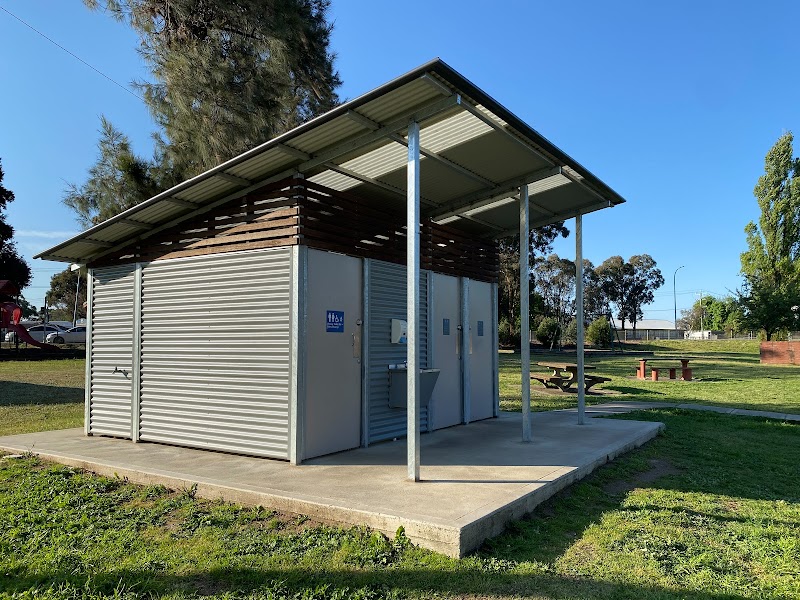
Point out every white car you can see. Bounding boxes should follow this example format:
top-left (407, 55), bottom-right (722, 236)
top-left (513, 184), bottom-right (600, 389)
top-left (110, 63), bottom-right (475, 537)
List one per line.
top-left (4, 323), bottom-right (67, 343)
top-left (46, 326), bottom-right (87, 345)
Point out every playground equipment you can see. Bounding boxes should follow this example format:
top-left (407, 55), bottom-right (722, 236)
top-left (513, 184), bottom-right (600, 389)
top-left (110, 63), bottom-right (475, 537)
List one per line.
top-left (0, 280), bottom-right (59, 351)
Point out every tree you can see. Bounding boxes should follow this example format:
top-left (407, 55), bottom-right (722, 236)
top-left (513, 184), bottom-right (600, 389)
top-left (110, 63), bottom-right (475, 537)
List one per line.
top-left (497, 223), bottom-right (568, 341)
top-left (86, 0), bottom-right (340, 175)
top-left (0, 159), bottom-right (31, 290)
top-left (678, 295), bottom-right (718, 330)
top-left (532, 253), bottom-right (576, 325)
top-left (16, 296), bottom-right (38, 319)
top-left (739, 132), bottom-right (800, 340)
top-left (582, 259), bottom-right (607, 323)
top-left (596, 254), bottom-right (664, 333)
top-left (44, 268), bottom-right (88, 323)
top-left (64, 118), bottom-right (163, 228)
top-left (66, 0), bottom-right (341, 226)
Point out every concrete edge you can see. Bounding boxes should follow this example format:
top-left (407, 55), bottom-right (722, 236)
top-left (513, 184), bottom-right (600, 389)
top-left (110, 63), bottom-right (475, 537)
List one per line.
top-left (455, 421), bottom-right (665, 556)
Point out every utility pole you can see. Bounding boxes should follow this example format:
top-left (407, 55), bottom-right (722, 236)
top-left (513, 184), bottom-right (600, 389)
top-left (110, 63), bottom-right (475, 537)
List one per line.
top-left (673, 265), bottom-right (684, 338)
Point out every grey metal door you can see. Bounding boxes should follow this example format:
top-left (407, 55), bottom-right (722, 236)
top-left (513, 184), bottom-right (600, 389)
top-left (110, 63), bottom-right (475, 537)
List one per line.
top-left (139, 248), bottom-right (292, 458)
top-left (469, 279), bottom-right (494, 421)
top-left (430, 273), bottom-right (462, 429)
top-left (366, 259), bottom-right (429, 443)
top-left (304, 249), bottom-right (362, 459)
top-left (87, 264), bottom-right (137, 438)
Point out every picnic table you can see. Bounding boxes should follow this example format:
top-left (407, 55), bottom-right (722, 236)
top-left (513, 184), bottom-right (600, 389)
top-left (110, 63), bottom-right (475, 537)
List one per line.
top-left (532, 362), bottom-right (610, 393)
top-left (636, 357), bottom-right (693, 381)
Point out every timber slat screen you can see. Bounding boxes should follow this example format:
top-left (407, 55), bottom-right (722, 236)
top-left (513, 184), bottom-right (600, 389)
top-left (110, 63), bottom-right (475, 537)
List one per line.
top-left (92, 178), bottom-right (499, 283)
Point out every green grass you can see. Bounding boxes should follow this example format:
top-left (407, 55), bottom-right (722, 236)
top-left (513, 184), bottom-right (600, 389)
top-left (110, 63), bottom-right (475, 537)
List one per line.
top-left (0, 359), bottom-right (84, 436)
top-left (1, 409), bottom-right (798, 599)
top-left (501, 340), bottom-right (800, 414)
top-left (1, 342), bottom-right (800, 598)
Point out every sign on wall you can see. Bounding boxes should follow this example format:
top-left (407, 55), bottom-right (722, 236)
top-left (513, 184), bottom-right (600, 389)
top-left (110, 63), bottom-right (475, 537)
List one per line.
top-left (326, 310), bottom-right (345, 333)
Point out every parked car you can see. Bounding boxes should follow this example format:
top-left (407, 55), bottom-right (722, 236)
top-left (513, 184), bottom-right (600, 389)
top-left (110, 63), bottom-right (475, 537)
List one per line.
top-left (46, 326), bottom-right (87, 345)
top-left (4, 323), bottom-right (67, 343)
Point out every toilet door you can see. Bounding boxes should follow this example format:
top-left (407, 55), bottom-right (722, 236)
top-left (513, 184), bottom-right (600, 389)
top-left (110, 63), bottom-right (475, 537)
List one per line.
top-left (304, 249), bottom-right (363, 458)
top-left (430, 273), bottom-right (462, 429)
top-left (469, 280), bottom-right (494, 421)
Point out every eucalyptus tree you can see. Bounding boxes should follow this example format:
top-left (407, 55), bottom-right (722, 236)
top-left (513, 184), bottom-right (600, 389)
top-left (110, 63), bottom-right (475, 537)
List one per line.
top-left (498, 223), bottom-right (568, 339)
top-left (596, 254), bottom-right (664, 334)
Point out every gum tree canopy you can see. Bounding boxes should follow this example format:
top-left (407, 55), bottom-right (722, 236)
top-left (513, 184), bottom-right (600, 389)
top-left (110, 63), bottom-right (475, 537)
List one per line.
top-left (595, 254), bottom-right (664, 334)
top-left (740, 132), bottom-right (800, 339)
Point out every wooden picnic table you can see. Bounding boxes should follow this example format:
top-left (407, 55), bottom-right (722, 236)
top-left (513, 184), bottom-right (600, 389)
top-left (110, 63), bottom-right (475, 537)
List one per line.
top-left (533, 362), bottom-right (609, 393)
top-left (636, 357), bottom-right (694, 381)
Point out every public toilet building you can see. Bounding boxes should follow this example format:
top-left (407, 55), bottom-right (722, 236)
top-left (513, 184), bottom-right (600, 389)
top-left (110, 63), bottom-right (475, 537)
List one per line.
top-left (38, 60), bottom-right (624, 477)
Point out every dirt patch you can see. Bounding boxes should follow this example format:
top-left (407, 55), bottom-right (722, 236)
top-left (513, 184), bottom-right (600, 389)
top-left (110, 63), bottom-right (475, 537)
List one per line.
top-left (603, 458), bottom-right (682, 496)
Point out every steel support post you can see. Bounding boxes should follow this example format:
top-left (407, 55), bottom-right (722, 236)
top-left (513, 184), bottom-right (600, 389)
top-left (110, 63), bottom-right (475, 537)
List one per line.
top-left (575, 214), bottom-right (586, 425)
top-left (131, 263), bottom-right (143, 441)
top-left (407, 121), bottom-right (421, 481)
top-left (84, 269), bottom-right (93, 436)
top-left (520, 185), bottom-right (532, 442)
top-left (289, 245), bottom-right (308, 464)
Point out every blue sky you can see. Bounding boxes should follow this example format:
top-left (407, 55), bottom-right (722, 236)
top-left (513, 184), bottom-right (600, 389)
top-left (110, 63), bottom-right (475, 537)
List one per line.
top-left (1, 1), bottom-right (798, 321)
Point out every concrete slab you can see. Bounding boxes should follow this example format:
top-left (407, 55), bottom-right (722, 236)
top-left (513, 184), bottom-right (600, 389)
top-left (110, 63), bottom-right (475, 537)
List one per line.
top-left (676, 403), bottom-right (736, 414)
top-left (0, 411), bottom-right (663, 558)
top-left (728, 408), bottom-right (791, 420)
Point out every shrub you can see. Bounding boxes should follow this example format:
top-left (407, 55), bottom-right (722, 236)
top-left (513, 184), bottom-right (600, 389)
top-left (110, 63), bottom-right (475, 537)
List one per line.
top-left (499, 317), bottom-right (520, 348)
top-left (536, 317), bottom-right (560, 347)
top-left (562, 319), bottom-right (578, 345)
top-left (586, 316), bottom-right (611, 348)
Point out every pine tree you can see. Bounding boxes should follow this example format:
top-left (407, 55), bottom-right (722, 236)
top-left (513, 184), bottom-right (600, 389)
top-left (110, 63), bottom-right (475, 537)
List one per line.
top-left (86, 0), bottom-right (340, 175)
top-left (66, 1), bottom-right (341, 227)
top-left (64, 117), bottom-right (162, 227)
top-left (0, 159), bottom-right (32, 290)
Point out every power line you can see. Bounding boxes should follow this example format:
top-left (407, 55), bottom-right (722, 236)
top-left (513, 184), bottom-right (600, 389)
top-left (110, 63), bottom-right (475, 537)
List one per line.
top-left (0, 5), bottom-right (143, 102)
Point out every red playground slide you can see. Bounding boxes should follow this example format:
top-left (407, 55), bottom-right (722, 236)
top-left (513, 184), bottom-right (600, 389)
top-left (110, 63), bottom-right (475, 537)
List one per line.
top-left (1, 301), bottom-right (59, 351)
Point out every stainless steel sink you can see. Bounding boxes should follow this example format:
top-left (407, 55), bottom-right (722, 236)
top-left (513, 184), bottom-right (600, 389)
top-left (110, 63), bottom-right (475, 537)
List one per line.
top-left (387, 366), bottom-right (441, 409)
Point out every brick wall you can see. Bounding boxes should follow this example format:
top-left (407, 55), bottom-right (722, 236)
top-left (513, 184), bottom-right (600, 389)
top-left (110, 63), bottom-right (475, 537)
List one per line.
top-left (760, 342), bottom-right (799, 365)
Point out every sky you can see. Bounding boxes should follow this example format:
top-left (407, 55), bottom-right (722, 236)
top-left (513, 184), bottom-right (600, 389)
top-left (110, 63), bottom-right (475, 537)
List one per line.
top-left (1, 0), bottom-right (798, 322)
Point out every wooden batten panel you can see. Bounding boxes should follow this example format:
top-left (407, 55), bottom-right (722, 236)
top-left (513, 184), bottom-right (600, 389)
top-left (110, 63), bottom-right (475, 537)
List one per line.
top-left (88, 176), bottom-right (499, 282)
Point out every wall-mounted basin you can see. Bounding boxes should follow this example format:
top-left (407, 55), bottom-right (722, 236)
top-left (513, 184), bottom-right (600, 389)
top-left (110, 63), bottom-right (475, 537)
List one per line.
top-left (387, 366), bottom-right (441, 409)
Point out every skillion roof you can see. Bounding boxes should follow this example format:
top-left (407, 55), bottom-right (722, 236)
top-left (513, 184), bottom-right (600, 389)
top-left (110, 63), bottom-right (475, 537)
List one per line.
top-left (37, 58), bottom-right (625, 264)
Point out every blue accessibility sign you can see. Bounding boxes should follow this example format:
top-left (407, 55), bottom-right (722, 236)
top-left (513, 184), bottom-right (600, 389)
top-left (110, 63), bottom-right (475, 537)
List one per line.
top-left (326, 310), bottom-right (345, 333)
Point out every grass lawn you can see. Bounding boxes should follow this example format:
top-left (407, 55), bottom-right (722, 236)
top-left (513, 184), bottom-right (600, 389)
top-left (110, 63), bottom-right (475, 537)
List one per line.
top-left (1, 341), bottom-right (799, 599)
top-left (1, 409), bottom-right (798, 599)
top-left (501, 339), bottom-right (800, 414)
top-left (0, 359), bottom-right (84, 436)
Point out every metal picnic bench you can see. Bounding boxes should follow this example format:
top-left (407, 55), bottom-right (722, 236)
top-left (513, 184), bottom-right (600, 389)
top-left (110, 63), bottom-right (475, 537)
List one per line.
top-left (636, 357), bottom-right (694, 381)
top-left (532, 362), bottom-right (612, 393)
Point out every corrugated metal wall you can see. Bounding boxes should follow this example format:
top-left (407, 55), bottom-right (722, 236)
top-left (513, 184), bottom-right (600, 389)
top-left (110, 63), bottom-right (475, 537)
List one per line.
top-left (138, 248), bottom-right (292, 458)
top-left (88, 265), bottom-right (137, 438)
top-left (366, 259), bottom-right (429, 443)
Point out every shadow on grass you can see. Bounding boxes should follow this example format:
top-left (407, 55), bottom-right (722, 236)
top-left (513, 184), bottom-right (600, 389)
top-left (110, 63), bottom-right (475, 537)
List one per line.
top-left (604, 385), bottom-right (667, 397)
top-left (0, 382), bottom-right (83, 407)
top-left (1, 566), bottom-right (754, 600)
top-left (482, 409), bottom-right (800, 567)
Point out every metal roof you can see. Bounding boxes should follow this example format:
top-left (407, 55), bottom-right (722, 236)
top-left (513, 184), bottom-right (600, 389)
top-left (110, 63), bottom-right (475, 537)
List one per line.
top-left (37, 58), bottom-right (625, 264)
